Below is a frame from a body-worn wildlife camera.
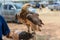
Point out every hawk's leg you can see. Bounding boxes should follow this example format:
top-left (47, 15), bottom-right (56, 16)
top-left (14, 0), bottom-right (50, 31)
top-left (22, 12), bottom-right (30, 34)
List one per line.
top-left (26, 24), bottom-right (30, 33)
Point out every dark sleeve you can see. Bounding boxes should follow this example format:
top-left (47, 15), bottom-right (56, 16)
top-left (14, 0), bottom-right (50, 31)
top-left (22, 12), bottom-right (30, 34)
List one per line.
top-left (1, 16), bottom-right (10, 36)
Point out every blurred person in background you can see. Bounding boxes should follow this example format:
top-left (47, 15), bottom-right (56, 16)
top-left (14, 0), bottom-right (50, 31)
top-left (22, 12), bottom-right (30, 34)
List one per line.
top-left (35, 3), bottom-right (42, 10)
top-left (36, 3), bottom-right (40, 8)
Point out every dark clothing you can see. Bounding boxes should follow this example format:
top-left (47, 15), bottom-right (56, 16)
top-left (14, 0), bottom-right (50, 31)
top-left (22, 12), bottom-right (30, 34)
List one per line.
top-left (0, 15), bottom-right (10, 40)
top-left (36, 3), bottom-right (40, 8)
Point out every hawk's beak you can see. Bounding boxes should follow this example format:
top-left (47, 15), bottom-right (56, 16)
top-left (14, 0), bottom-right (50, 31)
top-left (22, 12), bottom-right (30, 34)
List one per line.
top-left (31, 4), bottom-right (33, 7)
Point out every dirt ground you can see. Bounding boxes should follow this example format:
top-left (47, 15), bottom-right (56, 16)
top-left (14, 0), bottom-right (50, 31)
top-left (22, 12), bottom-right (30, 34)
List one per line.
top-left (3, 8), bottom-right (60, 40)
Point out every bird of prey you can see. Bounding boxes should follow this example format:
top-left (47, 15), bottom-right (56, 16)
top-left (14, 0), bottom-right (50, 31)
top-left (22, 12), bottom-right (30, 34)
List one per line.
top-left (17, 3), bottom-right (44, 33)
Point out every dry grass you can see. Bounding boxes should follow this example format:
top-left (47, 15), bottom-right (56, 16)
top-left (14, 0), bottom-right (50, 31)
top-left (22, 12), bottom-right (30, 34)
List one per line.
top-left (3, 8), bottom-right (60, 40)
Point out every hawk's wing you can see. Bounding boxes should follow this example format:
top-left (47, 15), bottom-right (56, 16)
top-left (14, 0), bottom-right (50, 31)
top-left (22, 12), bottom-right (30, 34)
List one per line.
top-left (26, 13), bottom-right (44, 26)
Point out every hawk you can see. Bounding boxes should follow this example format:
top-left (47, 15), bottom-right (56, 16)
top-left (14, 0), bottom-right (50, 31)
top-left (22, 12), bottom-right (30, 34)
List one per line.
top-left (18, 3), bottom-right (44, 33)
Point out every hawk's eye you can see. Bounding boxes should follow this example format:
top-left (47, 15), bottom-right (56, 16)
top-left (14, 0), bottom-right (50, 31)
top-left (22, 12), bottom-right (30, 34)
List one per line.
top-left (27, 5), bottom-right (31, 6)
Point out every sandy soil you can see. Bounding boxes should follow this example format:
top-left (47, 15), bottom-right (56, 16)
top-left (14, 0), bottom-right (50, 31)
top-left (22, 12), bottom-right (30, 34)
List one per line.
top-left (3, 8), bottom-right (60, 40)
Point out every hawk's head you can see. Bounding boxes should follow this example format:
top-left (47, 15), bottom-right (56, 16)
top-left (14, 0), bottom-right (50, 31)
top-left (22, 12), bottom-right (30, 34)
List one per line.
top-left (22, 3), bottom-right (31, 11)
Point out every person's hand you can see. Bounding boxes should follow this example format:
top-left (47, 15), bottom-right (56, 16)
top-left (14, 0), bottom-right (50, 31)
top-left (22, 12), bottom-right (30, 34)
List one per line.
top-left (6, 32), bottom-right (13, 39)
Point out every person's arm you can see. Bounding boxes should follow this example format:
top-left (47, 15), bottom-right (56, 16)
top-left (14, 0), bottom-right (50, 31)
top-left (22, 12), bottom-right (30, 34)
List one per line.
top-left (1, 16), bottom-right (12, 38)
